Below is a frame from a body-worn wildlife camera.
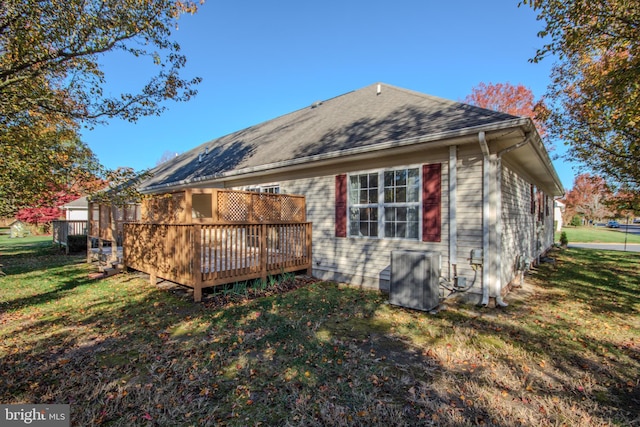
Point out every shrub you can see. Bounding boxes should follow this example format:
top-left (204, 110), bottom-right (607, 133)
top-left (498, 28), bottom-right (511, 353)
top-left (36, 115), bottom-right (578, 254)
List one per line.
top-left (67, 235), bottom-right (87, 253)
top-left (559, 231), bottom-right (568, 247)
top-left (570, 215), bottom-right (583, 227)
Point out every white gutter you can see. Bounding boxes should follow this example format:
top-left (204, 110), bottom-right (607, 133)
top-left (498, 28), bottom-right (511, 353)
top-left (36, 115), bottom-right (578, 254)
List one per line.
top-left (140, 118), bottom-right (533, 193)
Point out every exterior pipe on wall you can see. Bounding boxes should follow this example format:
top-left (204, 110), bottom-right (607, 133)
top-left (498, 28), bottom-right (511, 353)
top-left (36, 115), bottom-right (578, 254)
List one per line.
top-left (449, 146), bottom-right (457, 280)
top-left (478, 131), bottom-right (490, 306)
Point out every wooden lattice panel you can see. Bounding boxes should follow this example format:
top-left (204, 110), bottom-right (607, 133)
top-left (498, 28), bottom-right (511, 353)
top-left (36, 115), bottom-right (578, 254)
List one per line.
top-left (218, 191), bottom-right (250, 222)
top-left (142, 193), bottom-right (185, 223)
top-left (253, 193), bottom-right (281, 222)
top-left (280, 195), bottom-right (305, 222)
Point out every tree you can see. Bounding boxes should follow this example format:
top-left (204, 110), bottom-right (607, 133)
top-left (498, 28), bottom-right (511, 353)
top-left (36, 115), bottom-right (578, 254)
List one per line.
top-left (464, 82), bottom-right (551, 149)
top-left (15, 191), bottom-right (78, 233)
top-left (0, 121), bottom-right (102, 217)
top-left (0, 0), bottom-right (203, 127)
top-left (156, 150), bottom-right (180, 166)
top-left (562, 174), bottom-right (613, 225)
top-left (520, 0), bottom-right (640, 189)
top-left (0, 0), bottom-right (202, 216)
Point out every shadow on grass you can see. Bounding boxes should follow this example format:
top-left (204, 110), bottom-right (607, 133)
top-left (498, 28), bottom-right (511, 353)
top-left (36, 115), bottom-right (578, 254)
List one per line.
top-left (0, 241), bottom-right (638, 426)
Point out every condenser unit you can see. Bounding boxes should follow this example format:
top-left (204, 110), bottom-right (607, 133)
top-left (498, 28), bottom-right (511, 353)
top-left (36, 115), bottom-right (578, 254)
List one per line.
top-left (389, 250), bottom-right (441, 311)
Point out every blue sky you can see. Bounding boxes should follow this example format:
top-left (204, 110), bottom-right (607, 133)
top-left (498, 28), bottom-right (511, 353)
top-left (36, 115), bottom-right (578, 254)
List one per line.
top-left (83, 0), bottom-right (577, 190)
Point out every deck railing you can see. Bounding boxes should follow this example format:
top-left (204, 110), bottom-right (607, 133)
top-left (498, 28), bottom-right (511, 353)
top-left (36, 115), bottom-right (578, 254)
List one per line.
top-left (52, 220), bottom-right (88, 253)
top-left (123, 222), bottom-right (312, 302)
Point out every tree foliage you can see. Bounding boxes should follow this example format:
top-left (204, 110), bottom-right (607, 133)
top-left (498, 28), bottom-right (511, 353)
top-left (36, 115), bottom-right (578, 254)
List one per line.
top-left (464, 82), bottom-right (551, 149)
top-left (562, 174), bottom-right (613, 224)
top-left (15, 191), bottom-right (78, 232)
top-left (521, 0), bottom-right (640, 189)
top-left (0, 0), bottom-right (203, 127)
top-left (0, 0), bottom-right (202, 216)
top-left (0, 121), bottom-right (102, 217)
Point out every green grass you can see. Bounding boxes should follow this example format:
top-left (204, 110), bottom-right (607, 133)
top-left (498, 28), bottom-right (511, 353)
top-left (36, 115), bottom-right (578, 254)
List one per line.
top-left (555, 225), bottom-right (640, 244)
top-left (1, 238), bottom-right (639, 426)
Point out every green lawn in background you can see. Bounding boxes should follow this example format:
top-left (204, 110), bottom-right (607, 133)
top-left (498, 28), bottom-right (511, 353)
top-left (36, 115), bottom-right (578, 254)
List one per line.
top-left (556, 225), bottom-right (640, 244)
top-left (1, 235), bottom-right (639, 426)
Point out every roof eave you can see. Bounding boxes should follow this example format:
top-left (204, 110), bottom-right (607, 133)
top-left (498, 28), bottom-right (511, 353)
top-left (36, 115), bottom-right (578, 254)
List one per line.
top-left (139, 118), bottom-right (532, 193)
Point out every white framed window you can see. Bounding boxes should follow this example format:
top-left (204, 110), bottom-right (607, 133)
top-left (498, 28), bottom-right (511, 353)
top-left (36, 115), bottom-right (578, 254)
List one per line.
top-left (244, 184), bottom-right (280, 194)
top-left (348, 167), bottom-right (421, 240)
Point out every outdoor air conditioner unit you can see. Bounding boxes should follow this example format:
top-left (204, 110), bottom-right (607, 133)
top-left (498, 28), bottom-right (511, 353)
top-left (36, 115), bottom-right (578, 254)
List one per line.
top-left (389, 250), bottom-right (441, 311)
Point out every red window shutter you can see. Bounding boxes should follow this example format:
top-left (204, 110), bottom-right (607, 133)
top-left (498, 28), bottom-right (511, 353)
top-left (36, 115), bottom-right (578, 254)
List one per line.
top-left (335, 174), bottom-right (347, 238)
top-left (530, 184), bottom-right (535, 214)
top-left (422, 164), bottom-right (442, 242)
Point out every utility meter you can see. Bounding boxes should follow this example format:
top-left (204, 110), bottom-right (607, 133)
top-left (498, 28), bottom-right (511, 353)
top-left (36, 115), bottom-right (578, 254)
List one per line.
top-left (470, 249), bottom-right (483, 266)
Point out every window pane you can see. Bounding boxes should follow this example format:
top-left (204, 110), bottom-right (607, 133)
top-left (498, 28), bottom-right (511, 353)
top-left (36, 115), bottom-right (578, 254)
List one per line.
top-left (359, 189), bottom-right (368, 204)
top-left (385, 208), bottom-right (395, 222)
top-left (384, 171), bottom-right (393, 187)
top-left (385, 223), bottom-right (394, 237)
top-left (408, 223), bottom-right (419, 239)
top-left (349, 208), bottom-right (359, 221)
top-left (408, 207), bottom-right (418, 222)
top-left (369, 189), bottom-right (378, 203)
top-left (385, 188), bottom-right (394, 203)
top-left (359, 175), bottom-right (368, 188)
top-left (397, 207), bottom-right (407, 222)
top-left (395, 187), bottom-right (406, 203)
top-left (369, 223), bottom-right (378, 237)
top-left (369, 173), bottom-right (378, 188)
top-left (408, 169), bottom-right (420, 202)
top-left (395, 170), bottom-right (406, 185)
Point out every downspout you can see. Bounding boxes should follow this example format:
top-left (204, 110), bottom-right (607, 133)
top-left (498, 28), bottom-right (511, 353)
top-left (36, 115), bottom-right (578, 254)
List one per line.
top-left (449, 146), bottom-right (457, 281)
top-left (478, 132), bottom-right (490, 306)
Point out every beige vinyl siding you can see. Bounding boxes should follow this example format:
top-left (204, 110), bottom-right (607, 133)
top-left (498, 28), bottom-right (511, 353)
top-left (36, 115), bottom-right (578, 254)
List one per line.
top-left (281, 165), bottom-right (449, 292)
top-left (453, 147), bottom-right (484, 295)
top-left (501, 165), bottom-right (536, 288)
top-left (541, 194), bottom-right (556, 251)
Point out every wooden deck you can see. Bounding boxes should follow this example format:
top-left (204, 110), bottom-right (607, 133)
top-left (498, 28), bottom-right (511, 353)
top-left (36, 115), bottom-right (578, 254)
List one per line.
top-left (123, 222), bottom-right (312, 302)
top-left (52, 220), bottom-right (88, 254)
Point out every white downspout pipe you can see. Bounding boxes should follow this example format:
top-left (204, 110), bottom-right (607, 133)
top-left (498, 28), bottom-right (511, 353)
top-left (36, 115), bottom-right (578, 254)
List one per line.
top-left (449, 146), bottom-right (457, 279)
top-left (478, 132), bottom-right (490, 306)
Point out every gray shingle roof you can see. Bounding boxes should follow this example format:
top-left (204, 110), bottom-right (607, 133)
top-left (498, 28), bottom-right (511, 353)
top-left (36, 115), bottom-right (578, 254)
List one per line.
top-left (140, 83), bottom-right (520, 191)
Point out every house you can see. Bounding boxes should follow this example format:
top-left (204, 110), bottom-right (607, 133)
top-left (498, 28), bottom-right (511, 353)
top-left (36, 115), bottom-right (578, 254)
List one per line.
top-left (554, 200), bottom-right (565, 232)
top-left (137, 83), bottom-right (564, 306)
top-left (9, 220), bottom-right (29, 238)
top-left (61, 196), bottom-right (89, 221)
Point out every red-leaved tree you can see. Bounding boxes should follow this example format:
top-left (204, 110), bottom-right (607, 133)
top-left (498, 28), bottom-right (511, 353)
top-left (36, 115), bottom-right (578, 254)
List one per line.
top-left (464, 82), bottom-right (551, 150)
top-left (562, 174), bottom-right (614, 225)
top-left (15, 190), bottom-right (80, 233)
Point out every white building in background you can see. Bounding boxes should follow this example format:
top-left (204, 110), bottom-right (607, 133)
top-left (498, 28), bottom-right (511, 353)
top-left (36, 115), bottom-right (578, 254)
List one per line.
top-left (554, 200), bottom-right (565, 232)
top-left (61, 196), bottom-right (88, 221)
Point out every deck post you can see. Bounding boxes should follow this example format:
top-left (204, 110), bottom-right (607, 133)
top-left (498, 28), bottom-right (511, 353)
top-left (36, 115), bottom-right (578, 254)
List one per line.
top-left (193, 224), bottom-right (203, 302)
top-left (306, 222), bottom-right (313, 276)
top-left (260, 223), bottom-right (267, 283)
top-left (110, 205), bottom-right (118, 264)
top-left (86, 234), bottom-right (92, 264)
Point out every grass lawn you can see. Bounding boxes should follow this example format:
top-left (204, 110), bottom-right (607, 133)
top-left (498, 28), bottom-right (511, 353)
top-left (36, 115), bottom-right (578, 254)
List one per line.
top-left (556, 225), bottom-right (640, 244)
top-left (1, 236), bottom-right (639, 426)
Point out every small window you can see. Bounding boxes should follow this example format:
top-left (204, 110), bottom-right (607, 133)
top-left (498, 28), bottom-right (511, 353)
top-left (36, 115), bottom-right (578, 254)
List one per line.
top-left (192, 193), bottom-right (212, 219)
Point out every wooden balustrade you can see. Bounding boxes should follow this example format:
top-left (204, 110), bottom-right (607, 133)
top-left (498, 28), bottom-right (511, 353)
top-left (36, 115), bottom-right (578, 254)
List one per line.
top-left (123, 222), bottom-right (312, 302)
top-left (52, 220), bottom-right (88, 254)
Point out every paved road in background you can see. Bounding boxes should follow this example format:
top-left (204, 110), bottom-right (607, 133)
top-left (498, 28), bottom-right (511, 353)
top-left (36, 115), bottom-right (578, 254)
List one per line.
top-left (568, 243), bottom-right (640, 253)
